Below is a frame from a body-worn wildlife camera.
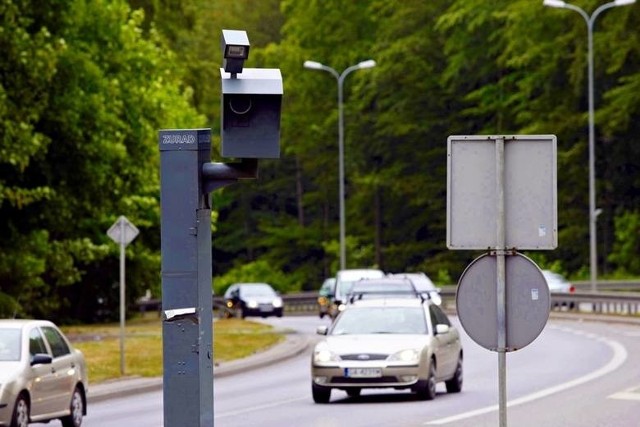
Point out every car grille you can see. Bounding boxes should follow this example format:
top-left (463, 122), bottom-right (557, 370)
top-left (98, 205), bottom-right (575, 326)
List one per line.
top-left (340, 353), bottom-right (388, 361)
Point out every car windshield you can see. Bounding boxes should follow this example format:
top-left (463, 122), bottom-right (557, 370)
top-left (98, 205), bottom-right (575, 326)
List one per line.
top-left (0, 328), bottom-right (22, 361)
top-left (331, 307), bottom-right (427, 335)
top-left (241, 285), bottom-right (275, 297)
top-left (319, 279), bottom-right (335, 296)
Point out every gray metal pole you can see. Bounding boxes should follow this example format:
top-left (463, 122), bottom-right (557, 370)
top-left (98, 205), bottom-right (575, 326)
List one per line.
top-left (337, 63), bottom-right (375, 270)
top-left (303, 60), bottom-right (375, 271)
top-left (495, 137), bottom-right (507, 427)
top-left (119, 218), bottom-right (126, 376)
top-left (545, 0), bottom-right (634, 291)
top-left (159, 129), bottom-right (214, 427)
top-left (338, 73), bottom-right (346, 270)
top-left (586, 1), bottom-right (622, 292)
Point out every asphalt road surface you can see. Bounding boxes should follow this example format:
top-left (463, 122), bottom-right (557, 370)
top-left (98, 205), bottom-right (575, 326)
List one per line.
top-left (75, 315), bottom-right (639, 427)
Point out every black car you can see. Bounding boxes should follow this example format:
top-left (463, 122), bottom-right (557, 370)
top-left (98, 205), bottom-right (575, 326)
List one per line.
top-left (223, 283), bottom-right (284, 318)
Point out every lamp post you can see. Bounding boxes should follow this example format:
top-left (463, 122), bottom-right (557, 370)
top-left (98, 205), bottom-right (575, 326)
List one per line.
top-left (304, 59), bottom-right (376, 270)
top-left (543, 0), bottom-right (635, 291)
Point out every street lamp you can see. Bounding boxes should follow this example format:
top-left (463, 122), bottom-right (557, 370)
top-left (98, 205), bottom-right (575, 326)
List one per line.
top-left (543, 0), bottom-right (635, 291)
top-left (304, 59), bottom-right (376, 270)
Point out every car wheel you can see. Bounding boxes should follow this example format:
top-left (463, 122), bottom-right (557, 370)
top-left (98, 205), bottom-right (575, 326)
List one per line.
top-left (10, 394), bottom-right (29, 427)
top-left (61, 387), bottom-right (84, 427)
top-left (445, 355), bottom-right (463, 393)
top-left (312, 383), bottom-right (331, 404)
top-left (345, 388), bottom-right (361, 398)
top-left (415, 360), bottom-right (437, 401)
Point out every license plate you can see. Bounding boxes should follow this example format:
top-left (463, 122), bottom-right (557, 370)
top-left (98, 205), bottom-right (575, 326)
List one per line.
top-left (345, 368), bottom-right (382, 378)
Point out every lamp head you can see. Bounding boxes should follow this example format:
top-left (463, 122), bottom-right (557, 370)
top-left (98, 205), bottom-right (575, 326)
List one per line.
top-left (357, 59), bottom-right (376, 69)
top-left (543, 0), bottom-right (566, 7)
top-left (303, 60), bottom-right (324, 70)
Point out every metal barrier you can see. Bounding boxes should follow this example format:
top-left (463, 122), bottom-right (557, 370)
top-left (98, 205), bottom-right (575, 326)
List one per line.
top-left (136, 285), bottom-right (640, 318)
top-left (274, 288), bottom-right (640, 317)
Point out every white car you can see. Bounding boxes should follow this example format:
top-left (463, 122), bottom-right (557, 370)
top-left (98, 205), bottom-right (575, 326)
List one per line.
top-left (0, 319), bottom-right (88, 427)
top-left (541, 270), bottom-right (576, 309)
top-left (387, 272), bottom-right (442, 305)
top-left (311, 298), bottom-right (463, 403)
top-left (331, 269), bottom-right (385, 318)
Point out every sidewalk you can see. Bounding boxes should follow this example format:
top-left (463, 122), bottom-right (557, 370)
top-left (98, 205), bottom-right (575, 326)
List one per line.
top-left (88, 332), bottom-right (311, 403)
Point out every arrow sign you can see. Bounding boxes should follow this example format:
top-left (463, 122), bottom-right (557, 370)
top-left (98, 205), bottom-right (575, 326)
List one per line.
top-left (107, 216), bottom-right (139, 246)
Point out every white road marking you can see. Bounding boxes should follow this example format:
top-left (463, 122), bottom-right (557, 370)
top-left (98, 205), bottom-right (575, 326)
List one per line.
top-left (424, 329), bottom-right (628, 425)
top-left (214, 396), bottom-right (308, 418)
top-left (609, 386), bottom-right (640, 401)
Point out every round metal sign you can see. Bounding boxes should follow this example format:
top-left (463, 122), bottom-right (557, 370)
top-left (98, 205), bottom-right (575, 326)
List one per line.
top-left (456, 253), bottom-right (550, 352)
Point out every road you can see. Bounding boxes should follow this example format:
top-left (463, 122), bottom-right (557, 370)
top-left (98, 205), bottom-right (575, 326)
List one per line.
top-left (78, 315), bottom-right (640, 427)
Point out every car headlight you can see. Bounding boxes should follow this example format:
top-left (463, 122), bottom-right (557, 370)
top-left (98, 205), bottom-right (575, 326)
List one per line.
top-left (247, 300), bottom-right (258, 309)
top-left (272, 298), bottom-right (283, 308)
top-left (388, 349), bottom-right (420, 364)
top-left (314, 349), bottom-right (340, 364)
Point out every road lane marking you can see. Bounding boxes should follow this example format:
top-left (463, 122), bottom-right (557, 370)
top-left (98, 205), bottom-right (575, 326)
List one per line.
top-left (609, 386), bottom-right (640, 401)
top-left (214, 396), bottom-right (308, 419)
top-left (424, 329), bottom-right (628, 425)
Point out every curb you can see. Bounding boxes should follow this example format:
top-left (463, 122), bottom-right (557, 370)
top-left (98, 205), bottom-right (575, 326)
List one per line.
top-left (88, 333), bottom-right (311, 403)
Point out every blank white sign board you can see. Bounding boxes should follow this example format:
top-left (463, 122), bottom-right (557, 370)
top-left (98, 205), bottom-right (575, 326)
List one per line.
top-left (447, 135), bottom-right (557, 250)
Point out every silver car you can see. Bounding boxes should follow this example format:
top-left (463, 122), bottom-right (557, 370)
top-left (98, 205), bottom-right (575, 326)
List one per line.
top-left (311, 298), bottom-right (463, 403)
top-left (0, 320), bottom-right (88, 427)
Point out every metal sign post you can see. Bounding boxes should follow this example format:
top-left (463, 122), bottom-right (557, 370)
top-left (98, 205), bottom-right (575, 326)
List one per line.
top-left (447, 135), bottom-right (557, 427)
top-left (495, 136), bottom-right (508, 427)
top-left (107, 215), bottom-right (139, 376)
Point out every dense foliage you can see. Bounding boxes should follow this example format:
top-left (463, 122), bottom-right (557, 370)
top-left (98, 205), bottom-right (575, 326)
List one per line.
top-left (1, 0), bottom-right (638, 321)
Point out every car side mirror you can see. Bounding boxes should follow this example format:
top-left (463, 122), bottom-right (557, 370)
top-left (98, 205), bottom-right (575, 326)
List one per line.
top-left (435, 324), bottom-right (450, 335)
top-left (31, 353), bottom-right (53, 366)
top-left (316, 325), bottom-right (329, 336)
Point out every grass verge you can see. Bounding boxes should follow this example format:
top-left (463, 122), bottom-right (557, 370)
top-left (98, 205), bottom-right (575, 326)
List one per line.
top-left (62, 316), bottom-right (284, 384)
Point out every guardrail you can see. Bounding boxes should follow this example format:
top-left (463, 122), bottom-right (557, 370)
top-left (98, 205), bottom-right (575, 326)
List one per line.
top-left (274, 289), bottom-right (640, 317)
top-left (136, 285), bottom-right (640, 318)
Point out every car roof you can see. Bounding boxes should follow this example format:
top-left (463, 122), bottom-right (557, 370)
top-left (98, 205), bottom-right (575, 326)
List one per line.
top-left (388, 272), bottom-right (437, 289)
top-left (348, 297), bottom-right (427, 309)
top-left (0, 319), bottom-right (56, 329)
top-left (336, 269), bottom-right (384, 280)
top-left (541, 270), bottom-right (564, 278)
top-left (234, 283), bottom-right (272, 287)
top-left (351, 277), bottom-right (414, 288)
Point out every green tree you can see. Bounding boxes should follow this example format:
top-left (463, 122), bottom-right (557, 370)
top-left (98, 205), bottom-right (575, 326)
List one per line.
top-left (0, 0), bottom-right (204, 321)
